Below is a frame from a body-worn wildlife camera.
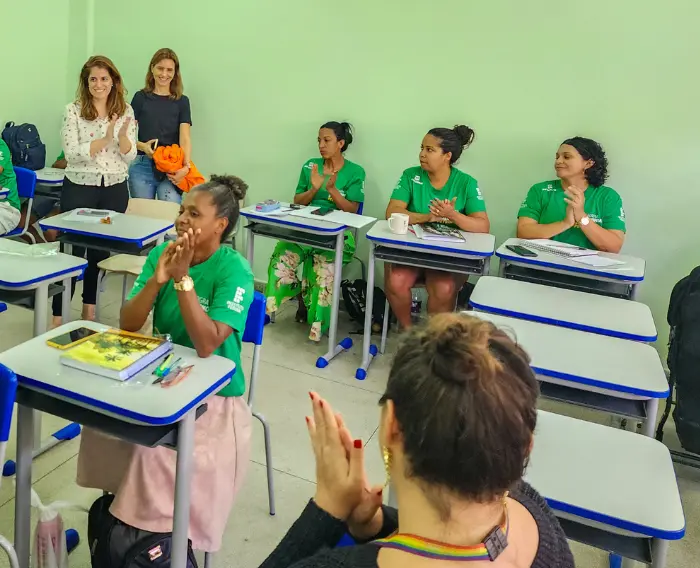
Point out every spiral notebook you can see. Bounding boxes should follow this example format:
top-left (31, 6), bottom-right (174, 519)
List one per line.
top-left (523, 239), bottom-right (598, 258)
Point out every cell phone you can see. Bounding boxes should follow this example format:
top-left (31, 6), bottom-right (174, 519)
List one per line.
top-left (311, 208), bottom-right (333, 216)
top-left (290, 204), bottom-right (303, 210)
top-left (77, 209), bottom-right (110, 217)
top-left (506, 244), bottom-right (538, 258)
top-left (46, 327), bottom-right (99, 350)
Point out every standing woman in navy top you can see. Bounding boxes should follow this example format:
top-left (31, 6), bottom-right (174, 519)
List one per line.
top-left (129, 48), bottom-right (192, 203)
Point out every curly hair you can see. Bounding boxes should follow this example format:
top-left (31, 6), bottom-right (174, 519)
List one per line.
top-left (76, 55), bottom-right (128, 121)
top-left (191, 175), bottom-right (248, 242)
top-left (562, 137), bottom-right (609, 187)
top-left (428, 125), bottom-right (475, 164)
top-left (380, 314), bottom-right (538, 517)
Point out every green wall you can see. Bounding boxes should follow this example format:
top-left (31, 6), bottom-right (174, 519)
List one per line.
top-left (0, 0), bottom-right (73, 160)
top-left (28, 0), bottom-right (700, 349)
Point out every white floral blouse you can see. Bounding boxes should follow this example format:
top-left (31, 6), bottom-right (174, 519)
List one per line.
top-left (61, 102), bottom-right (137, 187)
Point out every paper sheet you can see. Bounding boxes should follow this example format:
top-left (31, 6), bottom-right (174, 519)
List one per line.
top-left (252, 206), bottom-right (293, 217)
top-left (571, 255), bottom-right (625, 268)
top-left (287, 207), bottom-right (376, 229)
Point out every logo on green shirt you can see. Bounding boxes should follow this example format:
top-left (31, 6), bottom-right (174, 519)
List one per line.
top-left (198, 297), bottom-right (210, 312)
top-left (227, 287), bottom-right (246, 314)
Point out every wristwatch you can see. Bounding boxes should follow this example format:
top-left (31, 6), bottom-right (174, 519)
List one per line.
top-left (174, 275), bottom-right (194, 292)
top-left (580, 216), bottom-right (590, 227)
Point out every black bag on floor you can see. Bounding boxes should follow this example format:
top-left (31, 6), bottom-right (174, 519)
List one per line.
top-left (341, 279), bottom-right (387, 331)
top-left (1, 121), bottom-right (46, 170)
top-left (88, 494), bottom-right (198, 568)
top-left (657, 266), bottom-right (700, 453)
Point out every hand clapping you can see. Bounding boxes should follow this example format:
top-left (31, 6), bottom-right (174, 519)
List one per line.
top-left (118, 116), bottom-right (131, 139)
top-left (310, 164), bottom-right (325, 191)
top-left (429, 197), bottom-right (457, 222)
top-left (563, 185), bottom-right (586, 223)
top-left (153, 228), bottom-right (201, 285)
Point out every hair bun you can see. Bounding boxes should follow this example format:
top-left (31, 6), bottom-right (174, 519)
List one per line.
top-left (210, 174), bottom-right (248, 202)
top-left (453, 125), bottom-right (475, 148)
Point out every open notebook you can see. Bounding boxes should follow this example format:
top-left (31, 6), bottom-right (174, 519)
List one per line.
top-left (523, 239), bottom-right (598, 258)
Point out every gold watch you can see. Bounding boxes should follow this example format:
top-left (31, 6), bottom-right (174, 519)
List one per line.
top-left (174, 275), bottom-right (194, 292)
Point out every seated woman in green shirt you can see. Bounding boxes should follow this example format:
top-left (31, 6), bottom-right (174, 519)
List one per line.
top-left (76, 175), bottom-right (255, 553)
top-left (517, 137), bottom-right (626, 253)
top-left (385, 125), bottom-right (490, 328)
top-left (265, 121), bottom-right (366, 342)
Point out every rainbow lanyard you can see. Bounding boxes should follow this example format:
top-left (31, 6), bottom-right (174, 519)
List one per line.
top-left (372, 506), bottom-right (509, 562)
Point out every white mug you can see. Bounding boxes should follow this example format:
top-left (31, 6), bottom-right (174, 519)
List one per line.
top-left (388, 213), bottom-right (409, 235)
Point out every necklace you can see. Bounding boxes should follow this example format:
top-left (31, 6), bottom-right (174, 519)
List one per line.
top-left (372, 494), bottom-right (509, 562)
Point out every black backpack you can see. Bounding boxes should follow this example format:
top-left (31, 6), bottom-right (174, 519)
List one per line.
top-left (1, 121), bottom-right (46, 170)
top-left (341, 279), bottom-right (387, 332)
top-left (88, 494), bottom-right (198, 568)
top-left (656, 266), bottom-right (700, 453)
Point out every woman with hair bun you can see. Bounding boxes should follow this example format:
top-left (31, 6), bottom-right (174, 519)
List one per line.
top-left (259, 314), bottom-right (574, 568)
top-left (517, 137), bottom-right (626, 252)
top-left (77, 175), bottom-right (254, 554)
top-left (384, 125), bottom-right (490, 328)
top-left (265, 121), bottom-right (366, 342)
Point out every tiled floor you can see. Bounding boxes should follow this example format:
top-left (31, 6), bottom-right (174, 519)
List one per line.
top-left (0, 277), bottom-right (698, 567)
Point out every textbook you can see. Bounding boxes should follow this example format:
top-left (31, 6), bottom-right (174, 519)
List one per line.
top-left (411, 223), bottom-right (466, 243)
top-left (60, 329), bottom-right (173, 381)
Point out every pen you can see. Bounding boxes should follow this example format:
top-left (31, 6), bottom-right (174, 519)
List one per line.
top-left (162, 357), bottom-right (182, 376)
top-left (153, 354), bottom-right (174, 376)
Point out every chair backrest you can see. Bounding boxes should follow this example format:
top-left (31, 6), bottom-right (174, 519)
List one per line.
top-left (0, 364), bottom-right (17, 449)
top-left (357, 202), bottom-right (364, 215)
top-left (13, 167), bottom-right (36, 199)
top-left (243, 291), bottom-right (266, 346)
top-left (126, 198), bottom-right (180, 236)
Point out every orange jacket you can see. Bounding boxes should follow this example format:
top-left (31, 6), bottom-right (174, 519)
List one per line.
top-left (152, 145), bottom-right (205, 192)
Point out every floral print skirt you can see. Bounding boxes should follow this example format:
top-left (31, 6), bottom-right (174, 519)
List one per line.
top-left (265, 231), bottom-right (355, 341)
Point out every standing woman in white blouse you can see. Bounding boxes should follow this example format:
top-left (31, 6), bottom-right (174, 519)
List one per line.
top-left (52, 55), bottom-right (137, 326)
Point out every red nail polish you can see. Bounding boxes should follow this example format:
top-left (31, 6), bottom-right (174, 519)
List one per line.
top-left (319, 400), bottom-right (324, 409)
top-left (305, 416), bottom-right (310, 424)
top-left (308, 392), bottom-right (313, 400)
top-left (354, 439), bottom-right (362, 449)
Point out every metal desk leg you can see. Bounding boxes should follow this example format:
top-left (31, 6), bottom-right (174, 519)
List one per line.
top-left (651, 539), bottom-right (669, 568)
top-left (172, 411), bottom-right (196, 568)
top-left (483, 257), bottom-right (491, 276)
top-left (62, 276), bottom-right (72, 325)
top-left (356, 242), bottom-right (378, 380)
top-left (14, 404), bottom-right (34, 568)
top-left (316, 232), bottom-right (352, 368)
top-left (245, 227), bottom-right (255, 266)
top-left (629, 283), bottom-right (638, 301)
top-left (3, 285), bottom-right (82, 476)
top-left (497, 259), bottom-right (506, 278)
top-left (642, 398), bottom-right (660, 438)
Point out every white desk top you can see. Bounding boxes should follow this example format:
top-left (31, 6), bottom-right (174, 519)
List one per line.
top-left (0, 321), bottom-right (234, 426)
top-left (497, 238), bottom-right (645, 282)
top-left (240, 204), bottom-right (347, 234)
top-left (469, 312), bottom-right (668, 398)
top-left (0, 239), bottom-right (87, 289)
top-left (34, 168), bottom-right (65, 185)
top-left (470, 277), bottom-right (657, 342)
top-left (367, 221), bottom-right (496, 258)
top-left (40, 210), bottom-right (173, 247)
top-left (526, 411), bottom-right (685, 540)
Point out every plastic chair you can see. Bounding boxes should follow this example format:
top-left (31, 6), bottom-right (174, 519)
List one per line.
top-left (95, 198), bottom-right (180, 320)
top-left (0, 364), bottom-right (20, 568)
top-left (203, 291), bottom-right (273, 568)
top-left (2, 167), bottom-right (36, 243)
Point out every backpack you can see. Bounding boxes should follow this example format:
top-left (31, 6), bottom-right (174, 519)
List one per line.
top-left (656, 266), bottom-right (700, 453)
top-left (341, 279), bottom-right (387, 332)
top-left (1, 121), bottom-right (46, 170)
top-left (88, 494), bottom-right (198, 568)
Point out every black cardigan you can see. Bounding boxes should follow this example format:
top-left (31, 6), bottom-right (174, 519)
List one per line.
top-left (258, 480), bottom-right (575, 567)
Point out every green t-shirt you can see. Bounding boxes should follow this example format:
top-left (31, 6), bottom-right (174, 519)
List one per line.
top-left (390, 166), bottom-right (486, 217)
top-left (0, 140), bottom-right (19, 212)
top-left (129, 243), bottom-right (254, 397)
top-left (294, 158), bottom-right (365, 210)
top-left (517, 180), bottom-right (627, 249)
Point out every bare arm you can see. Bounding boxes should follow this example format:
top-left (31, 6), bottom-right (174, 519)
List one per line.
top-left (176, 287), bottom-right (233, 358)
top-left (120, 277), bottom-right (162, 332)
top-left (579, 224), bottom-right (625, 253)
top-left (326, 174), bottom-right (358, 213)
top-left (517, 216), bottom-right (574, 240)
top-left (179, 123), bottom-right (192, 166)
top-left (386, 199), bottom-right (433, 224)
top-left (451, 211), bottom-right (490, 233)
top-left (294, 187), bottom-right (321, 206)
